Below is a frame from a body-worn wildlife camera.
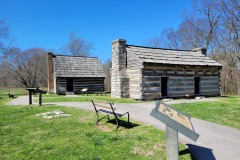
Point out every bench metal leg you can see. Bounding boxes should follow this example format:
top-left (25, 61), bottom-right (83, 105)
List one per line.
top-left (95, 112), bottom-right (101, 125)
top-left (107, 115), bottom-right (110, 121)
top-left (115, 112), bottom-right (131, 130)
top-left (126, 112), bottom-right (130, 127)
top-left (115, 118), bottom-right (120, 131)
top-left (96, 113), bottom-right (110, 126)
top-left (96, 116), bottom-right (106, 125)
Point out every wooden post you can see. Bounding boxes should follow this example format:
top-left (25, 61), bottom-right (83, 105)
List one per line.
top-left (166, 125), bottom-right (179, 160)
top-left (39, 93), bottom-right (42, 106)
top-left (29, 91), bottom-right (32, 105)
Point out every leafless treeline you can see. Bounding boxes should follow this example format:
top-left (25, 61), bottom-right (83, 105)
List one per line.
top-left (0, 23), bottom-right (94, 88)
top-left (0, 47), bottom-right (48, 88)
top-left (145, 0), bottom-right (240, 95)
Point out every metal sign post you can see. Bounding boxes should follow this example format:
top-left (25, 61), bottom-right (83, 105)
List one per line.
top-left (166, 125), bottom-right (178, 160)
top-left (26, 88), bottom-right (47, 106)
top-left (150, 100), bottom-right (199, 160)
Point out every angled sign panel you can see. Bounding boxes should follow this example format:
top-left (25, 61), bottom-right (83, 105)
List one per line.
top-left (150, 100), bottom-right (199, 141)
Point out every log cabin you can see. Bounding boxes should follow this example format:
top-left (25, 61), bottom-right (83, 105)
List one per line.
top-left (111, 39), bottom-right (223, 100)
top-left (48, 53), bottom-right (105, 94)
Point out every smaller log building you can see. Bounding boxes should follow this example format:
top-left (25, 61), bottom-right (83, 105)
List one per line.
top-left (111, 39), bottom-right (223, 100)
top-left (48, 53), bottom-right (105, 94)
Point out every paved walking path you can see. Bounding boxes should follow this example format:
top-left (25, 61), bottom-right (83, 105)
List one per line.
top-left (7, 96), bottom-right (240, 160)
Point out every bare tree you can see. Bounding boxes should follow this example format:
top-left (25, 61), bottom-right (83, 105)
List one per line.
top-left (222, 0), bottom-right (240, 94)
top-left (180, 0), bottom-right (222, 51)
top-left (0, 20), bottom-right (9, 52)
top-left (102, 58), bottom-right (112, 92)
top-left (61, 32), bottom-right (93, 56)
top-left (143, 35), bottom-right (164, 48)
top-left (0, 61), bottom-right (19, 87)
top-left (0, 20), bottom-right (14, 57)
top-left (144, 28), bottom-right (186, 49)
top-left (221, 0), bottom-right (240, 51)
top-left (145, 0), bottom-right (222, 51)
top-left (3, 48), bottom-right (47, 88)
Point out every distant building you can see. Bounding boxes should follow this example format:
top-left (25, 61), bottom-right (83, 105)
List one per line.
top-left (48, 53), bottom-right (105, 94)
top-left (111, 39), bottom-right (223, 100)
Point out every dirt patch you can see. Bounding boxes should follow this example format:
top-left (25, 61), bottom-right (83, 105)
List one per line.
top-left (79, 115), bottom-right (93, 121)
top-left (153, 143), bottom-right (166, 151)
top-left (97, 124), bottom-right (111, 132)
top-left (132, 147), bottom-right (154, 156)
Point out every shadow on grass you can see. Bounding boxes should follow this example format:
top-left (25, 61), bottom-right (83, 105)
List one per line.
top-left (106, 119), bottom-right (140, 129)
top-left (179, 148), bottom-right (191, 156)
top-left (185, 144), bottom-right (216, 160)
top-left (44, 103), bottom-right (57, 106)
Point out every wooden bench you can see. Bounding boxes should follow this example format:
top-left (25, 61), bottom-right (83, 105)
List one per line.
top-left (8, 93), bottom-right (15, 98)
top-left (95, 92), bottom-right (107, 96)
top-left (91, 99), bottom-right (130, 131)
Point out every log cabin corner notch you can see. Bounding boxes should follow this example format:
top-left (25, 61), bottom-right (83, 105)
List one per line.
top-left (111, 39), bottom-right (223, 100)
top-left (47, 53), bottom-right (105, 94)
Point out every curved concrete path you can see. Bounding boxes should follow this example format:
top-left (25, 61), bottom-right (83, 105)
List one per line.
top-left (7, 96), bottom-right (240, 160)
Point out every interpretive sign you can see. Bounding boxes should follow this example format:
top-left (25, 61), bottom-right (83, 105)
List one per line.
top-left (150, 100), bottom-right (199, 160)
top-left (26, 88), bottom-right (47, 106)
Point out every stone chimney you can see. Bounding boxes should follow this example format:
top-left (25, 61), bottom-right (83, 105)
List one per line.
top-left (111, 39), bottom-right (129, 98)
top-left (47, 52), bottom-right (54, 93)
top-left (192, 47), bottom-right (207, 56)
top-left (112, 39), bottom-right (127, 71)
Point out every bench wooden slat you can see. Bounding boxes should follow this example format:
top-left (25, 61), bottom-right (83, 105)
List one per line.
top-left (98, 109), bottom-right (123, 117)
top-left (95, 104), bottom-right (116, 110)
top-left (92, 99), bottom-right (113, 104)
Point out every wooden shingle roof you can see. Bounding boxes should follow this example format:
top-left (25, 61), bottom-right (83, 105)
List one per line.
top-left (52, 55), bottom-right (105, 78)
top-left (126, 45), bottom-right (223, 67)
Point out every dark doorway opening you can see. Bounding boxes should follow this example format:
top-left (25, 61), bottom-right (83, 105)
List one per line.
top-left (67, 79), bottom-right (74, 92)
top-left (194, 77), bottom-right (200, 95)
top-left (161, 77), bottom-right (168, 97)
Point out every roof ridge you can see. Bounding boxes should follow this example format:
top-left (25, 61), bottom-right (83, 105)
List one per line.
top-left (126, 45), bottom-right (196, 52)
top-left (53, 54), bottom-right (99, 59)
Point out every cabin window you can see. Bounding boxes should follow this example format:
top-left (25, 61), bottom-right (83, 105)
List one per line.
top-left (161, 77), bottom-right (168, 97)
top-left (194, 77), bottom-right (201, 95)
top-left (67, 79), bottom-right (74, 92)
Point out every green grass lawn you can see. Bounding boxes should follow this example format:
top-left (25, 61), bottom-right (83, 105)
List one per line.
top-left (0, 87), bottom-right (28, 98)
top-left (0, 99), bottom-right (190, 160)
top-left (172, 96), bottom-right (240, 129)
top-left (39, 94), bottom-right (138, 103)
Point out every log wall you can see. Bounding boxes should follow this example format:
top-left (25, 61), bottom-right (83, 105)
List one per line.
top-left (142, 64), bottom-right (221, 100)
top-left (201, 76), bottom-right (220, 96)
top-left (74, 78), bottom-right (104, 93)
top-left (56, 78), bottom-right (66, 94)
top-left (56, 77), bottom-right (104, 94)
top-left (126, 49), bottom-right (143, 100)
top-left (127, 69), bottom-right (142, 99)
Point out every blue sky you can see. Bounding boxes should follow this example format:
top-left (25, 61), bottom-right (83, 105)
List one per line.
top-left (0, 0), bottom-right (192, 62)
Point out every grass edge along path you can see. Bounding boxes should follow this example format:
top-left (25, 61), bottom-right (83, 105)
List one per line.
top-left (39, 94), bottom-right (139, 103)
top-left (0, 100), bottom-right (190, 160)
top-left (172, 96), bottom-right (240, 129)
top-left (0, 88), bottom-right (28, 98)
